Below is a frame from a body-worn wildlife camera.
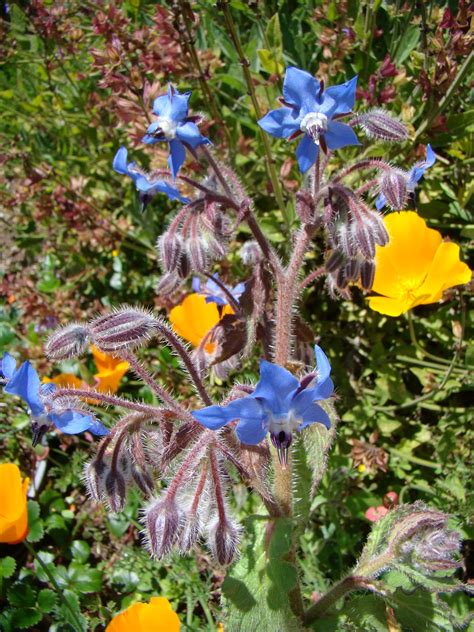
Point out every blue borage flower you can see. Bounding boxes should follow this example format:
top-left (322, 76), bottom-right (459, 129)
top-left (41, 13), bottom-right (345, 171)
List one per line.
top-left (1, 352), bottom-right (108, 445)
top-left (113, 146), bottom-right (189, 210)
top-left (376, 144), bottom-right (436, 210)
top-left (141, 85), bottom-right (210, 178)
top-left (192, 274), bottom-right (246, 307)
top-left (192, 345), bottom-right (333, 465)
top-left (258, 66), bottom-right (360, 173)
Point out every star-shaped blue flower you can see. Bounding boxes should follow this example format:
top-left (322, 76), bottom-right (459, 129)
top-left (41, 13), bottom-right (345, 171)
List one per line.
top-left (192, 345), bottom-right (333, 464)
top-left (192, 274), bottom-right (246, 307)
top-left (258, 67), bottom-right (360, 173)
top-left (375, 144), bottom-right (436, 210)
top-left (113, 147), bottom-right (189, 209)
top-left (141, 85), bottom-right (210, 178)
top-left (1, 352), bottom-right (108, 444)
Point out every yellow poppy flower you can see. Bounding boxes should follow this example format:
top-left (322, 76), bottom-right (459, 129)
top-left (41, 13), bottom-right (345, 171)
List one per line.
top-left (368, 211), bottom-right (471, 317)
top-left (169, 293), bottom-right (233, 353)
top-left (106, 596), bottom-right (180, 632)
top-left (0, 463), bottom-right (30, 544)
top-left (91, 346), bottom-right (129, 393)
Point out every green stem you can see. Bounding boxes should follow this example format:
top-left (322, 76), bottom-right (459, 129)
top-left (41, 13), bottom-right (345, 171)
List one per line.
top-left (218, 0), bottom-right (289, 227)
top-left (415, 49), bottom-right (474, 140)
top-left (304, 576), bottom-right (373, 624)
top-left (406, 311), bottom-right (462, 367)
top-left (388, 447), bottom-right (441, 469)
top-left (24, 541), bottom-right (83, 632)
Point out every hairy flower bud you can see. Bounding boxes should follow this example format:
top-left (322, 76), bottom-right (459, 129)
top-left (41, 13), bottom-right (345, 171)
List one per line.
top-left (131, 463), bottom-right (155, 497)
top-left (367, 211), bottom-right (389, 246)
top-left (105, 469), bottom-right (127, 513)
top-left (156, 271), bottom-right (181, 296)
top-left (351, 218), bottom-right (376, 259)
top-left (239, 240), bottom-right (263, 266)
top-left (380, 170), bottom-right (407, 210)
top-left (45, 323), bottom-right (91, 360)
top-left (186, 236), bottom-right (208, 272)
top-left (90, 307), bottom-right (157, 351)
top-left (207, 517), bottom-right (240, 566)
top-left (412, 528), bottom-right (461, 572)
top-left (354, 109), bottom-right (408, 142)
top-left (345, 258), bottom-right (361, 282)
top-left (325, 249), bottom-right (346, 273)
top-left (296, 190), bottom-right (316, 223)
top-left (360, 260), bottom-right (376, 290)
top-left (336, 223), bottom-right (356, 258)
top-left (157, 232), bottom-right (184, 273)
top-left (145, 498), bottom-right (183, 558)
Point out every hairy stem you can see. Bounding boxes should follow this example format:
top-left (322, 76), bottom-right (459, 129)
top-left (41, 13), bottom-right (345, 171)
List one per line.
top-left (304, 576), bottom-right (375, 624)
top-left (50, 388), bottom-right (164, 416)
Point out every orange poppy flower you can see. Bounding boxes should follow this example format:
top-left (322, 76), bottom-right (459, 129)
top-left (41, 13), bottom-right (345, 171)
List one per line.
top-left (0, 463), bottom-right (30, 544)
top-left (91, 346), bottom-right (129, 393)
top-left (368, 212), bottom-right (471, 316)
top-left (106, 597), bottom-right (180, 632)
top-left (44, 374), bottom-right (85, 389)
top-left (169, 293), bottom-right (233, 353)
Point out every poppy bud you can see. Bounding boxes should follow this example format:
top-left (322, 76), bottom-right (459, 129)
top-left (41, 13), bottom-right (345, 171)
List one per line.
top-left (45, 323), bottom-right (91, 360)
top-left (90, 307), bottom-right (157, 351)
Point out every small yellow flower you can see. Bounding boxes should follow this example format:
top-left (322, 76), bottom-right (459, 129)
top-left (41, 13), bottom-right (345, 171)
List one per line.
top-left (0, 463), bottom-right (30, 544)
top-left (112, 249), bottom-right (120, 257)
top-left (357, 464), bottom-right (366, 473)
top-left (368, 212), bottom-right (471, 317)
top-left (169, 293), bottom-right (233, 353)
top-left (106, 597), bottom-right (180, 632)
top-left (91, 346), bottom-right (129, 393)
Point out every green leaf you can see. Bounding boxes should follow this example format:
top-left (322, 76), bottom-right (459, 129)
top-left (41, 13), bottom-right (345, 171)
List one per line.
top-left (392, 24), bottom-right (420, 64)
top-left (343, 594), bottom-right (389, 632)
top-left (8, 582), bottom-right (36, 608)
top-left (11, 608), bottom-right (42, 629)
top-left (388, 589), bottom-right (460, 631)
top-left (55, 589), bottom-right (87, 632)
top-left (38, 588), bottom-right (57, 613)
top-left (257, 49), bottom-right (284, 75)
top-left (26, 500), bottom-right (44, 543)
top-left (0, 557), bottom-right (16, 578)
top-left (67, 563), bottom-right (103, 593)
top-left (222, 517), bottom-right (300, 631)
top-left (70, 540), bottom-right (91, 564)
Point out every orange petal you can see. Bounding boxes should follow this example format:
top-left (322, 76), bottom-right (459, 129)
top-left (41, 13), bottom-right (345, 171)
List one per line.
top-left (169, 294), bottom-right (223, 347)
top-left (44, 374), bottom-right (84, 389)
top-left (106, 598), bottom-right (180, 632)
top-left (0, 464), bottom-right (29, 544)
top-left (94, 362), bottom-right (129, 394)
top-left (91, 345), bottom-right (125, 372)
top-left (372, 212), bottom-right (442, 297)
top-left (416, 241), bottom-right (472, 305)
top-left (366, 294), bottom-right (415, 317)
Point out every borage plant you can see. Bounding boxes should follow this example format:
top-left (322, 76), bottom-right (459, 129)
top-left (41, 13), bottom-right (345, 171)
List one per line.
top-left (3, 66), bottom-right (471, 630)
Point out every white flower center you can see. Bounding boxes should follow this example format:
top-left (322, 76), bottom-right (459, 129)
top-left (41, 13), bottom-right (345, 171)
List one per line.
top-left (154, 116), bottom-right (178, 140)
top-left (266, 409), bottom-right (302, 436)
top-left (300, 112), bottom-right (328, 144)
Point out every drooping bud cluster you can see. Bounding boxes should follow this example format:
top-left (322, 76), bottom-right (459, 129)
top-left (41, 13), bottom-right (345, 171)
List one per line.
top-left (379, 168), bottom-right (408, 209)
top-left (323, 185), bottom-right (389, 292)
top-left (45, 323), bottom-right (92, 359)
top-left (156, 196), bottom-right (231, 295)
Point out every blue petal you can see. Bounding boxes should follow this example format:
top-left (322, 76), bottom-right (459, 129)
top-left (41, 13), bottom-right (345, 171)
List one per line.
top-left (48, 410), bottom-right (107, 435)
top-left (296, 134), bottom-right (319, 173)
top-left (253, 361), bottom-right (299, 414)
top-left (232, 282), bottom-right (246, 300)
top-left (408, 144), bottom-right (436, 186)
top-left (258, 107), bottom-right (300, 139)
top-left (192, 277), bottom-right (201, 293)
top-left (299, 402), bottom-right (331, 429)
top-left (1, 352), bottom-right (17, 380)
top-left (4, 362), bottom-right (44, 416)
top-left (135, 175), bottom-right (188, 202)
top-left (283, 67), bottom-right (319, 112)
top-left (325, 121), bottom-right (360, 151)
top-left (113, 146), bottom-right (129, 175)
top-left (375, 193), bottom-right (386, 211)
top-left (315, 345), bottom-right (331, 385)
top-left (192, 404), bottom-right (232, 430)
top-left (235, 416), bottom-right (267, 445)
top-left (87, 419), bottom-right (110, 436)
top-left (168, 139), bottom-right (186, 179)
top-left (152, 86), bottom-right (191, 122)
top-left (176, 122), bottom-right (209, 149)
top-left (141, 133), bottom-right (160, 145)
top-left (324, 76), bottom-right (358, 116)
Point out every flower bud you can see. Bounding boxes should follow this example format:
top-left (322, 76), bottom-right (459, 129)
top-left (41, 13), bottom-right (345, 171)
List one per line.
top-left (355, 109), bottom-right (408, 141)
top-left (239, 240), bottom-right (263, 266)
top-left (360, 260), bottom-right (376, 290)
top-left (186, 236), bottom-right (208, 272)
top-left (367, 211), bottom-right (389, 246)
top-left (157, 232), bottom-right (184, 273)
top-left (344, 258), bottom-right (361, 282)
top-left (45, 323), bottom-right (91, 360)
top-left (180, 514), bottom-right (202, 552)
top-left (207, 517), bottom-right (240, 566)
top-left (90, 307), bottom-right (157, 351)
top-left (351, 218), bottom-right (376, 259)
top-left (336, 223), bottom-right (356, 258)
top-left (412, 528), bottom-right (461, 572)
top-left (325, 249), bottom-right (345, 273)
top-left (380, 170), bottom-right (407, 210)
top-left (131, 463), bottom-right (155, 497)
top-left (156, 271), bottom-right (181, 296)
top-left (296, 191), bottom-right (316, 223)
top-left (145, 498), bottom-right (183, 558)
top-left (105, 469), bottom-right (127, 513)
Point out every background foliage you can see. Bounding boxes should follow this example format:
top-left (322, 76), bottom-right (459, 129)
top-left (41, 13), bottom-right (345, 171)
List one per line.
top-left (0, 0), bottom-right (472, 629)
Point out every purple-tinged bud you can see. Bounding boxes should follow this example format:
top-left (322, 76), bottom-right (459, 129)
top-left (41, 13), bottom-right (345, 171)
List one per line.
top-left (412, 528), bottom-right (461, 572)
top-left (206, 235), bottom-right (227, 260)
top-left (131, 463), bottom-right (155, 497)
top-left (380, 170), bottom-right (407, 210)
top-left (156, 271), bottom-right (181, 296)
top-left (207, 517), bottom-right (240, 566)
top-left (360, 260), bottom-right (376, 290)
top-left (368, 211), bottom-right (389, 246)
top-left (83, 458), bottom-right (107, 501)
top-left (351, 218), bottom-right (376, 259)
top-left (157, 232), bottom-right (184, 273)
top-left (239, 240), bottom-right (263, 266)
top-left (180, 514), bottom-right (202, 552)
top-left (105, 469), bottom-right (127, 513)
top-left (345, 258), bottom-right (361, 282)
top-left (90, 307), bottom-right (157, 351)
top-left (145, 498), bottom-right (183, 558)
top-left (186, 236), bottom-right (208, 272)
top-left (325, 249), bottom-right (346, 273)
top-left (336, 223), bottom-right (356, 258)
top-left (353, 109), bottom-right (408, 142)
top-left (45, 323), bottom-right (91, 360)
top-left (177, 251), bottom-right (191, 279)
top-left (336, 267), bottom-right (348, 289)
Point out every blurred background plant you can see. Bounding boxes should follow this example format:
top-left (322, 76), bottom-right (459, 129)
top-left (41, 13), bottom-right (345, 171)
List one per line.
top-left (0, 0), bottom-right (472, 629)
